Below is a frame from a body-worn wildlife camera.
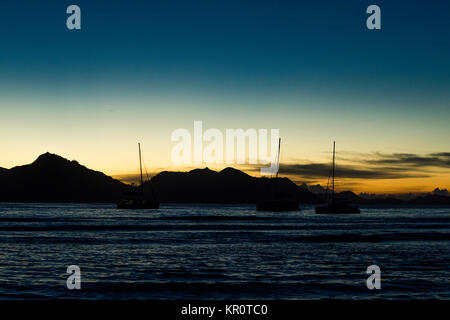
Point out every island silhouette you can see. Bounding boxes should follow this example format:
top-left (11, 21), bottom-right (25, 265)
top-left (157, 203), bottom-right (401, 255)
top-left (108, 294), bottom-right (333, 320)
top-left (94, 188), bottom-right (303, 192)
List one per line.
top-left (0, 152), bottom-right (449, 206)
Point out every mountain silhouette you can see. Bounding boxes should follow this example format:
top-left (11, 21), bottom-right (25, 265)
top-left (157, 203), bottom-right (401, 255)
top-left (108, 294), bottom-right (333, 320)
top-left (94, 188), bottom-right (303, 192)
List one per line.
top-left (149, 167), bottom-right (318, 204)
top-left (0, 154), bottom-right (318, 204)
top-left (0, 153), bottom-right (448, 205)
top-left (0, 153), bottom-right (132, 202)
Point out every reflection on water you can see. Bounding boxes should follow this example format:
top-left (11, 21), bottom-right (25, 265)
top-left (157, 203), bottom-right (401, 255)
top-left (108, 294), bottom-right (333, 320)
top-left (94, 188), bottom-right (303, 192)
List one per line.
top-left (0, 203), bottom-right (449, 299)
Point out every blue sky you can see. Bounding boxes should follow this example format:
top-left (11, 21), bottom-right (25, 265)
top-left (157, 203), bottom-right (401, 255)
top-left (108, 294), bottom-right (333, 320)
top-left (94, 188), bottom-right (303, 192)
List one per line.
top-left (0, 0), bottom-right (449, 192)
top-left (1, 0), bottom-right (449, 97)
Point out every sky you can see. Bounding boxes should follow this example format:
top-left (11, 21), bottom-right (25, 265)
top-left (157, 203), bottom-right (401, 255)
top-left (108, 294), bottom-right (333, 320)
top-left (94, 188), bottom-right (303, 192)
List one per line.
top-left (0, 0), bottom-right (449, 193)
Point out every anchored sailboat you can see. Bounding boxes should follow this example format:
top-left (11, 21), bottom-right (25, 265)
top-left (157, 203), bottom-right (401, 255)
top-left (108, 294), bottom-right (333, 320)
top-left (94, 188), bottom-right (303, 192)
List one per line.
top-left (315, 142), bottom-right (360, 214)
top-left (256, 138), bottom-right (300, 212)
top-left (117, 143), bottom-right (159, 209)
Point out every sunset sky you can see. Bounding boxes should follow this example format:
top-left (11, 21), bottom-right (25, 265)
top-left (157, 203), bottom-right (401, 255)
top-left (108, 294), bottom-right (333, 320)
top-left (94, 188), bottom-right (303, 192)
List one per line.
top-left (0, 0), bottom-right (449, 193)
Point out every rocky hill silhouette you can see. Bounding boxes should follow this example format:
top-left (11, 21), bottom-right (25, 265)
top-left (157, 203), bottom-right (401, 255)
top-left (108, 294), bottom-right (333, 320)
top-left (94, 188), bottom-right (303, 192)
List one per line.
top-left (0, 153), bottom-right (448, 205)
top-left (0, 154), bottom-right (318, 204)
top-left (149, 167), bottom-right (318, 204)
top-left (0, 153), bottom-right (132, 202)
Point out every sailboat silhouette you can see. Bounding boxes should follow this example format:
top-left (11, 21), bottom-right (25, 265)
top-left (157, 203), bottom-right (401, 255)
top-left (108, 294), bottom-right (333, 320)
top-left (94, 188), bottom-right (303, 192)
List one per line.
top-left (256, 138), bottom-right (300, 212)
top-left (315, 141), bottom-right (360, 214)
top-left (117, 143), bottom-right (159, 209)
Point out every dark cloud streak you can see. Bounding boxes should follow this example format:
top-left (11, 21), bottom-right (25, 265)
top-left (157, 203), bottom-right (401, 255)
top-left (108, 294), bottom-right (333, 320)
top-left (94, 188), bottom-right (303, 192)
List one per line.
top-left (279, 163), bottom-right (429, 180)
top-left (364, 152), bottom-right (450, 167)
top-left (247, 151), bottom-right (449, 180)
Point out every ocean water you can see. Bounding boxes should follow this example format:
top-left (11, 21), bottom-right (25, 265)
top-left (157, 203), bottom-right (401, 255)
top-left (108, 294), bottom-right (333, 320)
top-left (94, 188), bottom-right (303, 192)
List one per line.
top-left (0, 203), bottom-right (449, 300)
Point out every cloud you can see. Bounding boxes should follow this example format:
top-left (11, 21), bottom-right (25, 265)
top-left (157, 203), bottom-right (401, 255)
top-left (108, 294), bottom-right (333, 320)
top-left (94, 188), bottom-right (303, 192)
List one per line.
top-left (115, 152), bottom-right (450, 185)
top-left (278, 163), bottom-right (429, 179)
top-left (430, 152), bottom-right (450, 157)
top-left (364, 152), bottom-right (450, 168)
top-left (246, 151), bottom-right (449, 180)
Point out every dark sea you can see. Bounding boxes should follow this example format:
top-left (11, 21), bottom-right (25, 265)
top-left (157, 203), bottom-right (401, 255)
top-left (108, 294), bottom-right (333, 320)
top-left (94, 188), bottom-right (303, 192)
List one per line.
top-left (0, 203), bottom-right (449, 300)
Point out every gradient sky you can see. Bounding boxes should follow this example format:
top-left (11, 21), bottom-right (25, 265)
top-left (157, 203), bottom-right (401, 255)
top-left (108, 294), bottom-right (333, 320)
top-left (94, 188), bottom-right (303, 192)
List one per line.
top-left (0, 0), bottom-right (449, 193)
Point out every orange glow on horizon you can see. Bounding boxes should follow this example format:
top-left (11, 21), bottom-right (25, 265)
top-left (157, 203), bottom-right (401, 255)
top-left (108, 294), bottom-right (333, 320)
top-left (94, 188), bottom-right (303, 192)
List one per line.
top-left (110, 165), bottom-right (450, 195)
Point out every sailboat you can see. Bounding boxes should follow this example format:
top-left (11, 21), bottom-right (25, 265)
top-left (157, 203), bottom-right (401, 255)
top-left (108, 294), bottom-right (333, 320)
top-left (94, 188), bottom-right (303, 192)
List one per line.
top-left (256, 138), bottom-right (300, 212)
top-left (315, 142), bottom-right (360, 214)
top-left (117, 143), bottom-right (159, 209)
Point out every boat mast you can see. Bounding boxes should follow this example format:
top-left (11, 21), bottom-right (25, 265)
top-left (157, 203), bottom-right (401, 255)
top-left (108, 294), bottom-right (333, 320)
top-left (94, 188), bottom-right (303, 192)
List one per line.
top-left (275, 138), bottom-right (281, 179)
top-left (332, 141), bottom-right (335, 200)
top-left (138, 143), bottom-right (144, 194)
